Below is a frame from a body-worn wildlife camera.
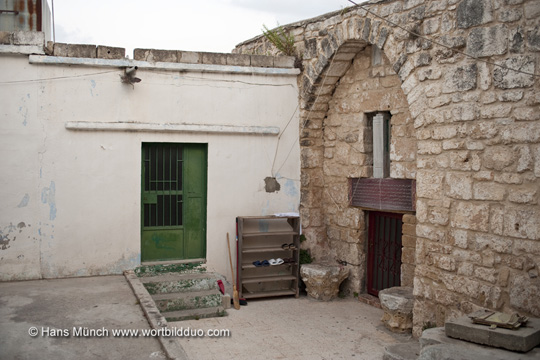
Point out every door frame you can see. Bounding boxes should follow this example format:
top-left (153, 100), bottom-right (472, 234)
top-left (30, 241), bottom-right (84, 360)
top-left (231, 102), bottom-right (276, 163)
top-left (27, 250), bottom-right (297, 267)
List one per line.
top-left (140, 142), bottom-right (207, 263)
top-left (366, 211), bottom-right (403, 296)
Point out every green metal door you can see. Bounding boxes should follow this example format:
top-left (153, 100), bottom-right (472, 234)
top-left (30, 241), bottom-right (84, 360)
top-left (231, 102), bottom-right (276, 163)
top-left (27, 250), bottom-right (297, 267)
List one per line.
top-left (141, 143), bottom-right (207, 262)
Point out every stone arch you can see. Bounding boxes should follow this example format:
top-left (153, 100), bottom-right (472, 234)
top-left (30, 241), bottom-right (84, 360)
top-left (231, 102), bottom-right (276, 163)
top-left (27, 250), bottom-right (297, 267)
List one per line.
top-left (299, 16), bottom-right (404, 112)
top-left (297, 12), bottom-right (419, 296)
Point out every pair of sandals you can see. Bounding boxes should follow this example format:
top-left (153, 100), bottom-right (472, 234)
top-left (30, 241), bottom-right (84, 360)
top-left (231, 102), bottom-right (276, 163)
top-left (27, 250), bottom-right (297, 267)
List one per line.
top-left (253, 258), bottom-right (285, 267)
top-left (281, 243), bottom-right (297, 250)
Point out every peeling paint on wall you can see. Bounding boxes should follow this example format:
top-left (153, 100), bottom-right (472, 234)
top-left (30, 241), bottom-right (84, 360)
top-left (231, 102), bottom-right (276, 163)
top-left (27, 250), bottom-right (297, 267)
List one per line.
top-left (0, 223), bottom-right (18, 250)
top-left (41, 181), bottom-right (56, 220)
top-left (18, 94), bottom-right (30, 126)
top-left (90, 79), bottom-right (97, 97)
top-left (283, 179), bottom-right (299, 198)
top-left (17, 193), bottom-right (30, 208)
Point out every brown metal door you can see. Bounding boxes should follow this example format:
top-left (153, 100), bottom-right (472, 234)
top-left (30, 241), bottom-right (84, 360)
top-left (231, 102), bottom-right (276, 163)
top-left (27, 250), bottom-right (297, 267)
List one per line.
top-left (367, 211), bottom-right (403, 296)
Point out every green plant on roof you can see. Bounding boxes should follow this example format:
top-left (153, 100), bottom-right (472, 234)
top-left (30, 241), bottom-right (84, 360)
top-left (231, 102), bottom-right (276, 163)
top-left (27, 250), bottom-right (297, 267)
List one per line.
top-left (262, 24), bottom-right (297, 57)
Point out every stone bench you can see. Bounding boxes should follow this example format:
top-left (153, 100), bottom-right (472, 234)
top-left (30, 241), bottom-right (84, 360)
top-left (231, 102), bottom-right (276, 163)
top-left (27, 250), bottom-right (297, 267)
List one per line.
top-left (300, 263), bottom-right (349, 301)
top-left (379, 286), bottom-right (414, 333)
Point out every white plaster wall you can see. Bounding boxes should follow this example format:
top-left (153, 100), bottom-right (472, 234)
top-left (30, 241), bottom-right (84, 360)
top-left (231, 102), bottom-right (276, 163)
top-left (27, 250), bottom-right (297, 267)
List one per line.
top-left (0, 54), bottom-right (300, 281)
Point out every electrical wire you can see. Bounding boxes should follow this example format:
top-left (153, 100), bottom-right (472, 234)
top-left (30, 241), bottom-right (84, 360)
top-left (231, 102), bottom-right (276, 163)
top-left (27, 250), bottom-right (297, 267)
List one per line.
top-left (0, 69), bottom-right (119, 85)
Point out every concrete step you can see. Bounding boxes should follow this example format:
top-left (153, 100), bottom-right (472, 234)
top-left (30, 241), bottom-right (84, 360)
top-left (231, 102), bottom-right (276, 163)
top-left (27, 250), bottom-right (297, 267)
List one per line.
top-left (383, 342), bottom-right (421, 360)
top-left (141, 273), bottom-right (218, 295)
top-left (135, 262), bottom-right (207, 278)
top-left (152, 289), bottom-right (222, 312)
top-left (164, 306), bottom-right (227, 322)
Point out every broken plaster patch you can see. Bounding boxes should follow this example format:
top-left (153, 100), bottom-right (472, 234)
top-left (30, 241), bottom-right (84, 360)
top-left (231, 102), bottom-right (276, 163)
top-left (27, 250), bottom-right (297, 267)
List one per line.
top-left (264, 177), bottom-right (281, 193)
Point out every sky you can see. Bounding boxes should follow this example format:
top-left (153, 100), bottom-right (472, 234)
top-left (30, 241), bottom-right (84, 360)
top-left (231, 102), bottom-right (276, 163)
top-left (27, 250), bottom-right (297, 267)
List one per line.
top-left (49, 0), bottom-right (351, 57)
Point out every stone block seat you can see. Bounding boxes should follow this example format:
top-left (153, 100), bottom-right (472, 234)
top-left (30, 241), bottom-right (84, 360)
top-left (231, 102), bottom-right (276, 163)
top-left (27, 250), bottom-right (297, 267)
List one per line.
top-left (300, 263), bottom-right (349, 301)
top-left (379, 286), bottom-right (414, 333)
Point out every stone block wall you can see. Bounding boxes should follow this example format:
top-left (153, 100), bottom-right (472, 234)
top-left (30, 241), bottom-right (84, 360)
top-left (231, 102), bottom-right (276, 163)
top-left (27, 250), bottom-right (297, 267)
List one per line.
top-left (236, 0), bottom-right (540, 337)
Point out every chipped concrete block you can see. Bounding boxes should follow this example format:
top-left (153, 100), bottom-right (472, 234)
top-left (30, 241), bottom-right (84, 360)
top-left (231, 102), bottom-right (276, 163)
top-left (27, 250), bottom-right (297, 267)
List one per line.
top-left (178, 51), bottom-right (201, 64)
top-left (226, 54), bottom-right (250, 66)
top-left (97, 45), bottom-right (125, 59)
top-left (273, 55), bottom-right (296, 68)
top-left (251, 55), bottom-right (274, 67)
top-left (12, 31), bottom-right (45, 46)
top-left (202, 52), bottom-right (227, 65)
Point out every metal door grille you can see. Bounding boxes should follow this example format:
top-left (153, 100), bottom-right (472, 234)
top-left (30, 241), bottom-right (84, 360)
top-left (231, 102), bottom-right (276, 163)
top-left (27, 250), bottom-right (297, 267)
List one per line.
top-left (142, 144), bottom-right (183, 227)
top-left (367, 211), bottom-right (403, 296)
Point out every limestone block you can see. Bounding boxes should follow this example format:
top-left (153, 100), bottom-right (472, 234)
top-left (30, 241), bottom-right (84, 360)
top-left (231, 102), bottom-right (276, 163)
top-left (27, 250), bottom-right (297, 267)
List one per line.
top-left (501, 123), bottom-right (540, 144)
top-left (474, 233), bottom-right (513, 254)
top-left (457, 0), bottom-right (494, 29)
top-left (490, 204), bottom-right (505, 235)
top-left (503, 206), bottom-right (540, 240)
top-left (300, 263), bottom-right (349, 301)
top-left (494, 56), bottom-right (535, 89)
top-left (499, 8), bottom-right (522, 23)
top-left (451, 202), bottom-right (490, 232)
top-left (527, 26), bottom-right (540, 51)
top-left (379, 286), bottom-right (414, 333)
top-left (473, 182), bottom-right (507, 201)
top-left (445, 172), bottom-right (472, 200)
top-left (514, 107), bottom-right (540, 121)
top-left (442, 64), bottom-right (477, 93)
top-left (524, 1), bottom-right (540, 20)
top-left (449, 228), bottom-right (468, 249)
top-left (494, 173), bottom-right (523, 184)
top-left (467, 25), bottom-right (508, 58)
top-left (508, 187), bottom-right (537, 204)
top-left (417, 171), bottom-right (444, 199)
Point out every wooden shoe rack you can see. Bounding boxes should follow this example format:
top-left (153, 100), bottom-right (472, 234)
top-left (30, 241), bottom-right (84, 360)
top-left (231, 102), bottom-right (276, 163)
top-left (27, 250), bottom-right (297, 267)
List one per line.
top-left (237, 215), bottom-right (300, 299)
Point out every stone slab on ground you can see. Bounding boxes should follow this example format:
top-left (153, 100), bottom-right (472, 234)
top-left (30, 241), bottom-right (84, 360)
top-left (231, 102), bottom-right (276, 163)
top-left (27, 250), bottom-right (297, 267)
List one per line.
top-left (445, 315), bottom-right (540, 352)
top-left (420, 327), bottom-right (540, 360)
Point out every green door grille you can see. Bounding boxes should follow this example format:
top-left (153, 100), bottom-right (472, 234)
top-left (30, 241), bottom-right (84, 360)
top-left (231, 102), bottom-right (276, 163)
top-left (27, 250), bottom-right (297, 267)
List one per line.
top-left (143, 144), bottom-right (183, 228)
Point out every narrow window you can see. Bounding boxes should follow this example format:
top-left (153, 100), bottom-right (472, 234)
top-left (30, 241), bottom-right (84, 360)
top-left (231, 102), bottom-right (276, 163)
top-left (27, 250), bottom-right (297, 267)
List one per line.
top-left (372, 112), bottom-right (390, 178)
top-left (372, 45), bottom-right (383, 66)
